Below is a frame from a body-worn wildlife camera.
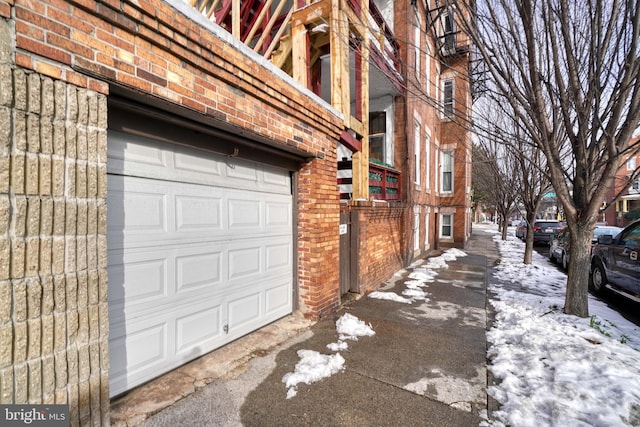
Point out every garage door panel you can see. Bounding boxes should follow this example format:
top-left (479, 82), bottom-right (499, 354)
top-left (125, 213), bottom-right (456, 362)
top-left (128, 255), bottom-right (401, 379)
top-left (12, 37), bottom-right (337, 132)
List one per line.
top-left (227, 291), bottom-right (261, 331)
top-left (106, 186), bottom-right (167, 236)
top-left (266, 243), bottom-right (292, 271)
top-left (109, 321), bottom-right (168, 384)
top-left (175, 195), bottom-right (222, 232)
top-left (228, 199), bottom-right (262, 229)
top-left (107, 252), bottom-right (168, 312)
top-left (265, 280), bottom-right (293, 315)
top-left (266, 201), bottom-right (292, 227)
top-left (228, 247), bottom-right (261, 279)
top-left (175, 304), bottom-right (223, 355)
top-left (174, 150), bottom-right (223, 177)
top-left (108, 130), bottom-right (294, 397)
top-left (175, 251), bottom-right (222, 294)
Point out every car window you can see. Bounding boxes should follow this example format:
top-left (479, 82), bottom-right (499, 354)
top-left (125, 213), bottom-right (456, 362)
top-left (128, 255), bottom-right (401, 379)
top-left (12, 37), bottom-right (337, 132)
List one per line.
top-left (619, 224), bottom-right (640, 247)
top-left (536, 221), bottom-right (560, 228)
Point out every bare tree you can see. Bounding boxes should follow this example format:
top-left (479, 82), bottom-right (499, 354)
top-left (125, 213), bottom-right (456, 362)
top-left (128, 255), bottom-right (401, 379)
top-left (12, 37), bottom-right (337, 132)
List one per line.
top-left (473, 122), bottom-right (522, 241)
top-left (474, 93), bottom-right (554, 261)
top-left (452, 0), bottom-right (640, 317)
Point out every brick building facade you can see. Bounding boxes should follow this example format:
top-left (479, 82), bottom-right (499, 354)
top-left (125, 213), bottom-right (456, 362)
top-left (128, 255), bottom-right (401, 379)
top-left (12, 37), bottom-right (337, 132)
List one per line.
top-left (0, 0), bottom-right (472, 423)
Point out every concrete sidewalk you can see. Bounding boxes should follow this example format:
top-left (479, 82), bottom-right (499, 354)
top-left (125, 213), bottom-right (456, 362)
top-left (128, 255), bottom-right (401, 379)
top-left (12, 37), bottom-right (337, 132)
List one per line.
top-left (114, 224), bottom-right (500, 426)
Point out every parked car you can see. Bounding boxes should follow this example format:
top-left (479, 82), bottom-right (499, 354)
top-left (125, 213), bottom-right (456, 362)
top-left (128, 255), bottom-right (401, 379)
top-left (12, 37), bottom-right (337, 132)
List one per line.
top-left (533, 220), bottom-right (564, 245)
top-left (590, 220), bottom-right (640, 303)
top-left (515, 221), bottom-right (527, 240)
top-left (549, 225), bottom-right (622, 270)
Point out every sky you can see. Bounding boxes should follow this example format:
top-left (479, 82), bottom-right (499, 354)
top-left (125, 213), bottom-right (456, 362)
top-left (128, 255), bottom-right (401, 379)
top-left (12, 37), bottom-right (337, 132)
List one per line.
top-left (280, 226), bottom-right (640, 426)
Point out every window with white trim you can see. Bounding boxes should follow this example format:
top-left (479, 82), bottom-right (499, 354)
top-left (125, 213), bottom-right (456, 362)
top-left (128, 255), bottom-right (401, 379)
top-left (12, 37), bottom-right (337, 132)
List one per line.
top-left (425, 129), bottom-right (431, 190)
top-left (627, 156), bottom-right (636, 171)
top-left (425, 209), bottom-right (430, 247)
top-left (442, 79), bottom-right (454, 118)
top-left (425, 41), bottom-right (431, 96)
top-left (414, 208), bottom-right (420, 250)
top-left (414, 121), bottom-right (421, 185)
top-left (440, 213), bottom-right (453, 238)
top-left (414, 26), bottom-right (421, 78)
top-left (441, 150), bottom-right (453, 193)
top-left (369, 111), bottom-right (386, 163)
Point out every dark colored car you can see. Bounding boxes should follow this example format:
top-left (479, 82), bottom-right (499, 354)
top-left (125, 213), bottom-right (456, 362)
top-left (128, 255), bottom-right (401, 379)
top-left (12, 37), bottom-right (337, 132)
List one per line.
top-left (515, 221), bottom-right (527, 240)
top-left (533, 220), bottom-right (564, 245)
top-left (549, 225), bottom-right (622, 270)
top-left (590, 220), bottom-right (640, 303)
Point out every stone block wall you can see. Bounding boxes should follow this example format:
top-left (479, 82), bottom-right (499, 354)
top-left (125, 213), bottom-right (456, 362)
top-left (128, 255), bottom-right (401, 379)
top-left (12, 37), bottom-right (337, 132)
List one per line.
top-left (0, 16), bottom-right (109, 425)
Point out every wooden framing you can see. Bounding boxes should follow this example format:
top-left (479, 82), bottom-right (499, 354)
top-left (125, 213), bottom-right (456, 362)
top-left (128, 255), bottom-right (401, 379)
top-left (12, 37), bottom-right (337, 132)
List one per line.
top-left (191, 0), bottom-right (379, 200)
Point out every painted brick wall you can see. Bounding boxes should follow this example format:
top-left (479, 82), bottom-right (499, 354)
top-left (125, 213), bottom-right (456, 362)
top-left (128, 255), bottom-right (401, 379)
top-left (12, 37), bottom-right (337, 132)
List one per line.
top-left (0, 16), bottom-right (110, 425)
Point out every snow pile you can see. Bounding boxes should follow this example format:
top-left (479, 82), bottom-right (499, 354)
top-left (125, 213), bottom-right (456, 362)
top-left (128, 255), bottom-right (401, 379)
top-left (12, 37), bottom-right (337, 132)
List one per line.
top-left (369, 248), bottom-right (467, 304)
top-left (484, 232), bottom-right (640, 426)
top-left (282, 350), bottom-right (345, 399)
top-left (283, 313), bottom-right (375, 398)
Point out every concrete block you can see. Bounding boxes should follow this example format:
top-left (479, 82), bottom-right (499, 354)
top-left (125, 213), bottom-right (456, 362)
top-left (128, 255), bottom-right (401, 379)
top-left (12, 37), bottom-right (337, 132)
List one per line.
top-left (27, 112), bottom-right (40, 153)
top-left (41, 276), bottom-right (54, 316)
top-left (51, 238), bottom-right (64, 276)
top-left (13, 280), bottom-right (27, 322)
top-left (53, 314), bottom-right (66, 353)
top-left (42, 355), bottom-right (55, 399)
top-left (53, 275), bottom-right (65, 313)
top-left (42, 77), bottom-right (54, 118)
top-left (27, 73), bottom-right (41, 114)
top-left (13, 365), bottom-right (28, 403)
top-left (54, 351), bottom-right (67, 388)
top-left (52, 156), bottom-right (64, 196)
top-left (27, 318), bottom-right (41, 360)
top-left (53, 122), bottom-right (65, 155)
top-left (0, 323), bottom-right (12, 369)
top-left (11, 238), bottom-right (26, 278)
top-left (14, 69), bottom-right (27, 112)
top-left (0, 239), bottom-right (8, 280)
top-left (26, 277), bottom-right (42, 319)
top-left (41, 118), bottom-right (53, 154)
top-left (0, 65), bottom-right (12, 107)
top-left (28, 360), bottom-right (42, 403)
top-left (25, 237), bottom-right (39, 278)
top-left (54, 81), bottom-right (66, 121)
top-left (25, 152), bottom-right (39, 195)
top-left (13, 321), bottom-right (27, 364)
top-left (26, 196), bottom-right (40, 236)
top-left (0, 280), bottom-right (9, 322)
top-left (41, 314), bottom-right (54, 355)
top-left (0, 367), bottom-right (14, 403)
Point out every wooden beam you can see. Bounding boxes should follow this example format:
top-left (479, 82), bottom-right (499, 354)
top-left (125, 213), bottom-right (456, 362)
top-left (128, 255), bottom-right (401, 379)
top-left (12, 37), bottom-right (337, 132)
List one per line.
top-left (340, 130), bottom-right (362, 152)
top-left (291, 22), bottom-right (310, 87)
top-left (232, 0), bottom-right (240, 39)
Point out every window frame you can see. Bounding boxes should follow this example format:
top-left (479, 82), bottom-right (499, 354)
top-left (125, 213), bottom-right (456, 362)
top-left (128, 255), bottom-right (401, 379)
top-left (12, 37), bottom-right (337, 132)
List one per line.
top-left (440, 213), bottom-right (453, 238)
top-left (442, 79), bottom-right (454, 119)
top-left (441, 149), bottom-right (454, 193)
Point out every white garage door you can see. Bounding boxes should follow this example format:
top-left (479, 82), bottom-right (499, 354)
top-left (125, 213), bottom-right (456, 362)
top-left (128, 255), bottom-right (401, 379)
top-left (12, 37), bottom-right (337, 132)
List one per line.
top-left (107, 130), bottom-right (293, 396)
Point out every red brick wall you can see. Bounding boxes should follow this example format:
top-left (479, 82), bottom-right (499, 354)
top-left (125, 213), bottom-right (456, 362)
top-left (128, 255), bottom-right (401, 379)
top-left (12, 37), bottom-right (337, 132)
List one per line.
top-left (10, 0), bottom-right (344, 316)
top-left (353, 204), bottom-right (406, 293)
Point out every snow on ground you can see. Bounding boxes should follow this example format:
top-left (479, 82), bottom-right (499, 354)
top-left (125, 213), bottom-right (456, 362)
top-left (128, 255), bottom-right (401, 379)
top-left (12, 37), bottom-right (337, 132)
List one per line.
top-left (484, 229), bottom-right (640, 427)
top-left (368, 248), bottom-right (467, 304)
top-left (282, 313), bottom-right (375, 398)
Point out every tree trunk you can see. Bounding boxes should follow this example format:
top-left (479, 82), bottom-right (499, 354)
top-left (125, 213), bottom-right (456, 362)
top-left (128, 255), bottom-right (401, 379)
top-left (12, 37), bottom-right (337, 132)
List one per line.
top-left (563, 227), bottom-right (592, 317)
top-left (523, 211), bottom-right (536, 264)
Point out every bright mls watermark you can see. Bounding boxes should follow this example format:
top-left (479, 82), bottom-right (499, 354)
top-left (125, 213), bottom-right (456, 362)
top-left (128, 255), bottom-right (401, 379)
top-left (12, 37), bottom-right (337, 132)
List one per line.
top-left (0, 405), bottom-right (69, 426)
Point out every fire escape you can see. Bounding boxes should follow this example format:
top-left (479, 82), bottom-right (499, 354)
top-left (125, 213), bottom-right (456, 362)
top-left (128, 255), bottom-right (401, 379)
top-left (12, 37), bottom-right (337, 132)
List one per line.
top-left (188, 0), bottom-right (403, 201)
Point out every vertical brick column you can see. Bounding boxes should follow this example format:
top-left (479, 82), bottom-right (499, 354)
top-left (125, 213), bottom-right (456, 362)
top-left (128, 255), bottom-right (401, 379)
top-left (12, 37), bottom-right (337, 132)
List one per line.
top-left (0, 19), bottom-right (109, 425)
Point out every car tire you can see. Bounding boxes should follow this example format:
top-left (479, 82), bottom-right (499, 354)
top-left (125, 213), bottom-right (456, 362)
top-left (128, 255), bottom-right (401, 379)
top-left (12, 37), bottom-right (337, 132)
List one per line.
top-left (561, 252), bottom-right (568, 270)
top-left (548, 249), bottom-right (556, 263)
top-left (590, 261), bottom-right (608, 295)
